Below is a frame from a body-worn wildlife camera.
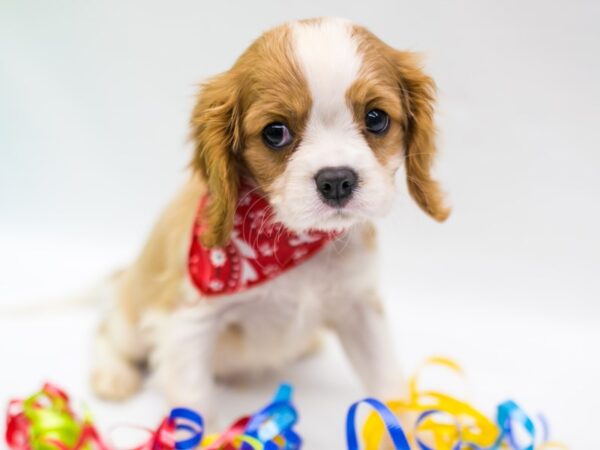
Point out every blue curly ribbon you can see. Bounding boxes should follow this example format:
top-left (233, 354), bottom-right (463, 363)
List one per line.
top-left (346, 398), bottom-right (411, 450)
top-left (163, 383), bottom-right (300, 450)
top-left (244, 383), bottom-right (302, 450)
top-left (489, 400), bottom-right (538, 450)
top-left (168, 407), bottom-right (205, 450)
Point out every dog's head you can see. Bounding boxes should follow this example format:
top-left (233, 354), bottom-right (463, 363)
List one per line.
top-left (191, 18), bottom-right (449, 247)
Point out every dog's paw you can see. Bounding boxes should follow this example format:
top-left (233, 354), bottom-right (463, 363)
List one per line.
top-left (90, 359), bottom-right (142, 401)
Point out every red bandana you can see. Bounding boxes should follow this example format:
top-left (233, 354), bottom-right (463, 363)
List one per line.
top-left (188, 184), bottom-right (338, 297)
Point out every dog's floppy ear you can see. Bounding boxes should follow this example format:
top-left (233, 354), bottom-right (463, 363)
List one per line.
top-left (190, 72), bottom-right (242, 247)
top-left (392, 51), bottom-right (450, 221)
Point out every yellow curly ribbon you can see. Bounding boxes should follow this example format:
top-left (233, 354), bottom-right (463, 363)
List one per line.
top-left (362, 357), bottom-right (501, 450)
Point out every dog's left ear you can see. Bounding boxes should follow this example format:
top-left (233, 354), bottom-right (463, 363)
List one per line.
top-left (392, 51), bottom-right (450, 222)
top-left (190, 72), bottom-right (242, 247)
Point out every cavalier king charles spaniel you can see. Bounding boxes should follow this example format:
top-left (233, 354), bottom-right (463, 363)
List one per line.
top-left (90, 17), bottom-right (449, 423)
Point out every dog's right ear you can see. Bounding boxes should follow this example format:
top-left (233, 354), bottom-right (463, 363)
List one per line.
top-left (190, 72), bottom-right (242, 248)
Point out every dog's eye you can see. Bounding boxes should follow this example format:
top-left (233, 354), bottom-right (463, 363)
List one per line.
top-left (262, 123), bottom-right (293, 149)
top-left (365, 109), bottom-right (390, 134)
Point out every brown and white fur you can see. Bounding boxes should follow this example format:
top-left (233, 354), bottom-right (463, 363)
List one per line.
top-left (90, 18), bottom-right (449, 423)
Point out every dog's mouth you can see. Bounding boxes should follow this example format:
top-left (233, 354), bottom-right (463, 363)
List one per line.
top-left (327, 208), bottom-right (355, 221)
top-left (300, 206), bottom-right (363, 234)
top-left (267, 183), bottom-right (374, 234)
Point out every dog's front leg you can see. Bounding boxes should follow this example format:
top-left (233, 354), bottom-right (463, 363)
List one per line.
top-left (330, 291), bottom-right (405, 400)
top-left (152, 306), bottom-right (218, 426)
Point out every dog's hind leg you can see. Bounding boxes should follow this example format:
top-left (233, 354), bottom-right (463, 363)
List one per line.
top-left (90, 302), bottom-right (147, 401)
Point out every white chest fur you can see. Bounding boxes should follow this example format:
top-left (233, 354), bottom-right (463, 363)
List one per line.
top-left (176, 225), bottom-right (378, 378)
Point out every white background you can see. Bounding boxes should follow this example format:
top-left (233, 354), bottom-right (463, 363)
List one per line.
top-left (1, 0), bottom-right (599, 448)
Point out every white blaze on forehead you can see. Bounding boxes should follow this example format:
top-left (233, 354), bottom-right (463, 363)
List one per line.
top-left (291, 19), bottom-right (362, 125)
top-left (271, 19), bottom-right (395, 232)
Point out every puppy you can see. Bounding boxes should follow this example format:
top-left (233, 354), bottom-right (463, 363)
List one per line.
top-left (90, 17), bottom-right (449, 422)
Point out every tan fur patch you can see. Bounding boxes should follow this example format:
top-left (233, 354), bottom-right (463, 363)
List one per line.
top-left (350, 25), bottom-right (450, 222)
top-left (346, 28), bottom-right (405, 166)
top-left (120, 175), bottom-right (206, 317)
top-left (189, 25), bottom-right (312, 244)
top-left (237, 26), bottom-right (312, 189)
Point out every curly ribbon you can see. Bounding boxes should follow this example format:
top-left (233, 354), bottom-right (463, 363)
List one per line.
top-left (346, 398), bottom-right (410, 450)
top-left (5, 383), bottom-right (108, 450)
top-left (6, 383), bottom-right (300, 450)
top-left (137, 407), bottom-right (204, 450)
top-left (201, 383), bottom-right (301, 450)
top-left (5, 371), bottom-right (564, 450)
top-left (493, 401), bottom-right (567, 450)
top-left (360, 357), bottom-right (565, 450)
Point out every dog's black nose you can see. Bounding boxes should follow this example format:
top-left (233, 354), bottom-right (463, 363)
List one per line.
top-left (314, 167), bottom-right (358, 207)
